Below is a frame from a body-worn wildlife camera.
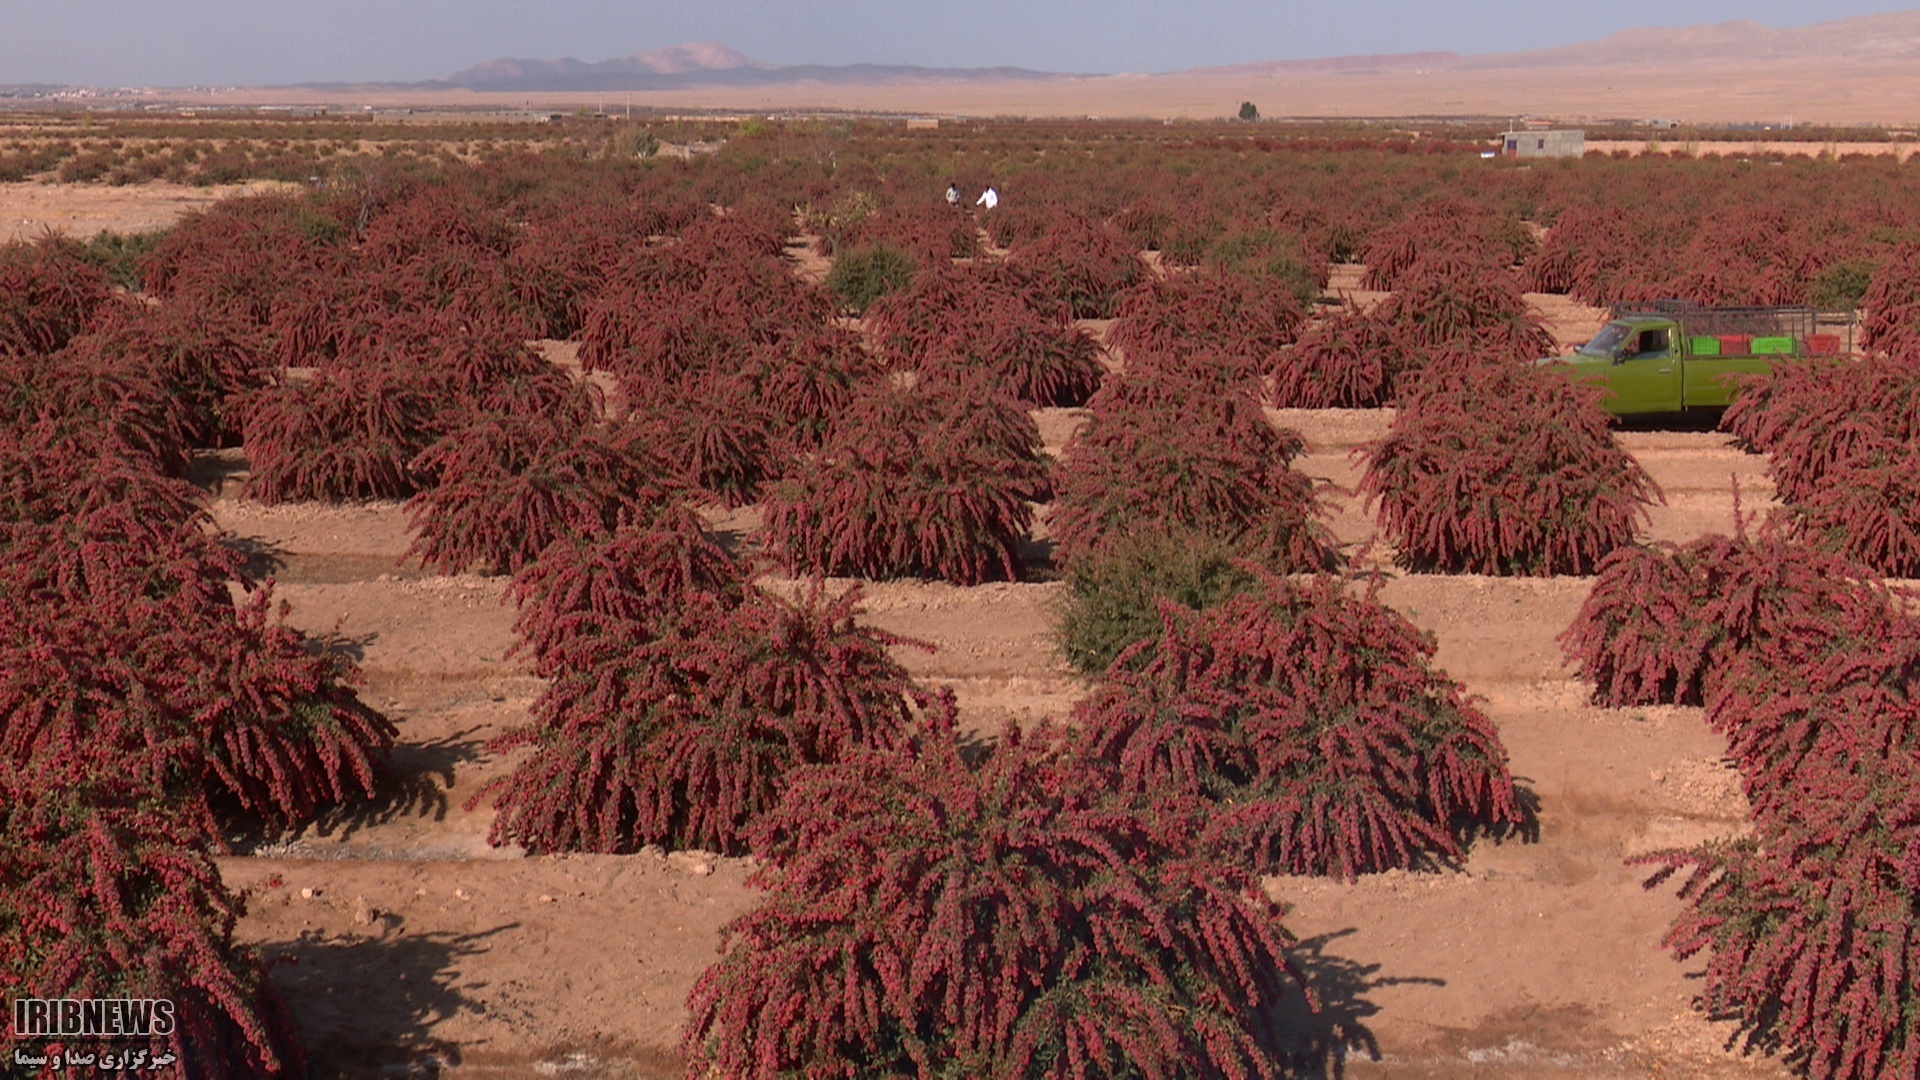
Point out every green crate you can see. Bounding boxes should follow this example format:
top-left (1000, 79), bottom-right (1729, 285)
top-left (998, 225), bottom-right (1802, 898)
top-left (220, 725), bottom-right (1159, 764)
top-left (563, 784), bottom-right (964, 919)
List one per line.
top-left (1751, 336), bottom-right (1797, 355)
top-left (1689, 335), bottom-right (1721, 356)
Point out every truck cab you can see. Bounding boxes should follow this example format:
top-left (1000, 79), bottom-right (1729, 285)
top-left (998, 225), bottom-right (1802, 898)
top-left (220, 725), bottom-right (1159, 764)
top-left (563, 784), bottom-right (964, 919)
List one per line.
top-left (1541, 305), bottom-right (1852, 417)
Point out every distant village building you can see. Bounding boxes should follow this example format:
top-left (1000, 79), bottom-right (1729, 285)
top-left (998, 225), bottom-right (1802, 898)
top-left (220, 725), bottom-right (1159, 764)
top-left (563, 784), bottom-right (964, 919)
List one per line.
top-left (1500, 129), bottom-right (1585, 158)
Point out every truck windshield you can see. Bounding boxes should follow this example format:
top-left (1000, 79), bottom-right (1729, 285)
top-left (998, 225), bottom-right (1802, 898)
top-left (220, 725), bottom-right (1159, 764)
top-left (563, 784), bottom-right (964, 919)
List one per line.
top-left (1578, 322), bottom-right (1634, 358)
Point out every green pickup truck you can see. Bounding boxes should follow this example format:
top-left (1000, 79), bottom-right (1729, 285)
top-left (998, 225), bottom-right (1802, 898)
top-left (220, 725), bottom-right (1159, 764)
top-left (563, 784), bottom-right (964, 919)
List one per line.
top-left (1539, 304), bottom-right (1855, 416)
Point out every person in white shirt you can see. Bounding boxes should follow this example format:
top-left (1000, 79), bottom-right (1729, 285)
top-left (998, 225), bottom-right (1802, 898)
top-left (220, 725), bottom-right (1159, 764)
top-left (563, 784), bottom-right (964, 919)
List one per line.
top-left (945, 182), bottom-right (961, 206)
top-left (976, 186), bottom-right (999, 210)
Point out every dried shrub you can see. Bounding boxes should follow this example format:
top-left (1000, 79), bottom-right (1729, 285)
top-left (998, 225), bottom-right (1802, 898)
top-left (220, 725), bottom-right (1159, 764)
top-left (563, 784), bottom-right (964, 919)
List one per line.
top-left (241, 366), bottom-right (443, 503)
top-left (406, 406), bottom-right (674, 575)
top-left (0, 765), bottom-right (305, 1077)
top-left (1360, 364), bottom-right (1658, 575)
top-left (1560, 529), bottom-right (1890, 708)
top-left (481, 584), bottom-right (921, 855)
top-left (0, 232), bottom-right (116, 356)
top-left (1047, 369), bottom-right (1332, 572)
top-left (763, 378), bottom-right (1050, 585)
top-left (1110, 270), bottom-right (1305, 386)
top-left (686, 715), bottom-right (1306, 1078)
top-left (1078, 577), bottom-right (1522, 879)
top-left (1052, 527), bottom-right (1258, 676)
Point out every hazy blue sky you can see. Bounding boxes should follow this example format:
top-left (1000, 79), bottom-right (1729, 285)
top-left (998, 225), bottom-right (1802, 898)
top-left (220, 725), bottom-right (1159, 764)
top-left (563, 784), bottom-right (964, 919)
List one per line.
top-left (2, 1), bottom-right (1914, 87)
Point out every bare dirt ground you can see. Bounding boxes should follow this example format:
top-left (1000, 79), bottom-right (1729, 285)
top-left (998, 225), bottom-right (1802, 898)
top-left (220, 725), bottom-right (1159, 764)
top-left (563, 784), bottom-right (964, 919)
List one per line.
top-left (0, 179), bottom-right (296, 243)
top-left (20, 182), bottom-right (1810, 1077)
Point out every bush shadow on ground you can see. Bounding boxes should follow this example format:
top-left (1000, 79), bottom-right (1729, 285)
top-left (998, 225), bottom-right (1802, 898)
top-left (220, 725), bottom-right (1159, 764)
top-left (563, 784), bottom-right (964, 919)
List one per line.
top-left (266, 922), bottom-right (512, 1079)
top-left (1276, 926), bottom-right (1446, 1078)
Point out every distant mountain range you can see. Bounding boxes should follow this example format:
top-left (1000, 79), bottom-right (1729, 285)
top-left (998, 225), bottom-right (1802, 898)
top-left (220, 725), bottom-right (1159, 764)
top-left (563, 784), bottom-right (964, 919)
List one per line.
top-left (424, 10), bottom-right (1920, 93)
top-left (433, 41), bottom-right (1069, 92)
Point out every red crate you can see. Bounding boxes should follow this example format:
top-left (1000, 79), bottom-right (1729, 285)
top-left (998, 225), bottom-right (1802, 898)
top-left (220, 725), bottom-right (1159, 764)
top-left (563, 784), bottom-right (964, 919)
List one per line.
top-left (1716, 334), bottom-right (1751, 354)
top-left (1806, 334), bottom-right (1841, 356)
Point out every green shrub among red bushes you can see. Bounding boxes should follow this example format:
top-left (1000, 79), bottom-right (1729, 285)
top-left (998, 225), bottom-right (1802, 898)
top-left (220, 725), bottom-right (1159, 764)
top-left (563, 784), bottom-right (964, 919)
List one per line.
top-left (1360, 364), bottom-right (1658, 575)
top-left (1078, 576), bottom-right (1521, 878)
top-left (685, 711), bottom-right (1307, 1078)
top-left (763, 377), bottom-right (1050, 585)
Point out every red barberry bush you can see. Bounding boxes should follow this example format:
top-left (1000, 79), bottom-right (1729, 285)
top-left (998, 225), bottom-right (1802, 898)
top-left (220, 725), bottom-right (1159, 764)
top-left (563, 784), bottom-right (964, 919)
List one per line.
top-left (622, 372), bottom-right (779, 508)
top-left (739, 330), bottom-right (877, 452)
top-left (480, 583), bottom-right (921, 855)
top-left (865, 265), bottom-right (1101, 407)
top-left (1078, 576), bottom-right (1522, 878)
top-left (1371, 254), bottom-right (1556, 361)
top-left (1859, 240), bottom-right (1920, 358)
top-left (685, 714), bottom-right (1307, 1078)
top-left (763, 377), bottom-right (1051, 585)
top-left (505, 507), bottom-right (748, 671)
top-left (911, 321), bottom-right (1105, 409)
top-left (1004, 216), bottom-right (1147, 318)
top-left (1721, 358), bottom-right (1920, 505)
top-left (1360, 364), bottom-right (1658, 575)
top-left (1110, 269), bottom-right (1305, 386)
top-left (1269, 307), bottom-right (1409, 409)
top-left (242, 365), bottom-right (444, 503)
top-left (0, 345), bottom-right (191, 476)
top-left (1047, 369), bottom-right (1332, 571)
top-left (1789, 444), bottom-right (1920, 576)
top-left (406, 405), bottom-right (675, 575)
top-left (1639, 752), bottom-right (1920, 1080)
top-left (0, 763), bottom-right (305, 1077)
top-left (75, 297), bottom-right (272, 448)
top-left (1560, 529), bottom-right (1890, 708)
top-left (0, 542), bottom-right (395, 828)
top-left (0, 232), bottom-right (116, 357)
